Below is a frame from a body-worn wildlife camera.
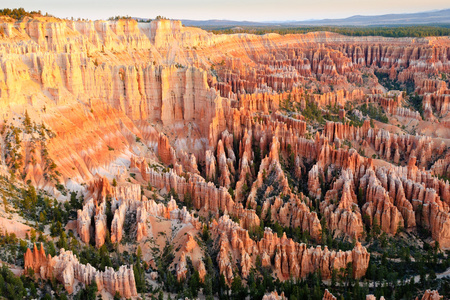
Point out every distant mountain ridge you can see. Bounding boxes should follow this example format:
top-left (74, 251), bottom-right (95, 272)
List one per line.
top-left (289, 8), bottom-right (450, 26)
top-left (173, 8), bottom-right (450, 27)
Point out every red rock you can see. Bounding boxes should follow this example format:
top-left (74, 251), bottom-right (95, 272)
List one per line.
top-left (360, 169), bottom-right (404, 235)
top-left (176, 252), bottom-right (188, 281)
top-left (262, 291), bottom-right (287, 300)
top-left (197, 260), bottom-right (207, 283)
top-left (24, 244), bottom-right (137, 297)
top-left (420, 290), bottom-right (441, 300)
top-left (323, 289), bottom-right (337, 300)
top-left (321, 169), bottom-right (364, 239)
top-left (212, 215), bottom-right (369, 282)
top-left (4, 18), bottom-right (450, 291)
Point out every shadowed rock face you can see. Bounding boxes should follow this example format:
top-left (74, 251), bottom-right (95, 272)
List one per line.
top-left (6, 15), bottom-right (450, 296)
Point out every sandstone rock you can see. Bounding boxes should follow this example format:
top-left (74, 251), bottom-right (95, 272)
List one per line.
top-left (197, 260), bottom-right (207, 283)
top-left (25, 244), bottom-right (137, 297)
top-left (212, 215), bottom-right (369, 282)
top-left (184, 233), bottom-right (198, 252)
top-left (176, 252), bottom-right (188, 282)
top-left (321, 169), bottom-right (364, 239)
top-left (3, 17), bottom-right (450, 295)
top-left (262, 291), bottom-right (287, 300)
top-left (323, 289), bottom-right (337, 300)
top-left (420, 290), bottom-right (441, 300)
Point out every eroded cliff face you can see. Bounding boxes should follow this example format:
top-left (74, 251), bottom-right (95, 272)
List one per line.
top-left (1, 17), bottom-right (449, 184)
top-left (3, 15), bottom-right (450, 298)
top-left (0, 17), bottom-right (225, 189)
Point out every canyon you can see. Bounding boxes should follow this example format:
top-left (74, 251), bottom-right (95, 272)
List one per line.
top-left (0, 13), bottom-right (447, 299)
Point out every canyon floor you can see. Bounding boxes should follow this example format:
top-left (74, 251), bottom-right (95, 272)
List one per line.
top-left (0, 12), bottom-right (449, 300)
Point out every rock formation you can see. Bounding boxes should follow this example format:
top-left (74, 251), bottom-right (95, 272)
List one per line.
top-left (213, 215), bottom-right (369, 283)
top-left (1, 14), bottom-right (450, 299)
top-left (262, 291), bottom-right (287, 300)
top-left (323, 289), bottom-right (337, 300)
top-left (420, 290), bottom-right (442, 300)
top-left (24, 244), bottom-right (137, 297)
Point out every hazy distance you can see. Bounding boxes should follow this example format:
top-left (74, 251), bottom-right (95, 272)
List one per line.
top-left (2, 0), bottom-right (450, 22)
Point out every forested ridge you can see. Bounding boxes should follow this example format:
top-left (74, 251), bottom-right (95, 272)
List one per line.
top-left (204, 25), bottom-right (450, 38)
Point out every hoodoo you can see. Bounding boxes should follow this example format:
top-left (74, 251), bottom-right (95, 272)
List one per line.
top-left (0, 6), bottom-right (447, 299)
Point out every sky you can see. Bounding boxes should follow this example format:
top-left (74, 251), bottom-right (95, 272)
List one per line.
top-left (3, 0), bottom-right (450, 22)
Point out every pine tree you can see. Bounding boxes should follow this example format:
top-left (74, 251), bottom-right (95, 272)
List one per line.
top-left (188, 271), bottom-right (201, 298)
top-left (231, 275), bottom-right (246, 299)
top-left (2, 197), bottom-right (8, 213)
top-left (24, 110), bottom-right (32, 133)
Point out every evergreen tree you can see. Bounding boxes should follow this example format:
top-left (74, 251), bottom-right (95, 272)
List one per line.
top-left (231, 275), bottom-right (245, 300)
top-left (188, 270), bottom-right (201, 298)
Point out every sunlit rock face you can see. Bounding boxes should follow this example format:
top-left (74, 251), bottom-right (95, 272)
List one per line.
top-left (6, 14), bottom-right (450, 298)
top-left (24, 244), bottom-right (138, 297)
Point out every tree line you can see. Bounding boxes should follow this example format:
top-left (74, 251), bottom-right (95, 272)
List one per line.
top-left (0, 8), bottom-right (50, 19)
top-left (204, 25), bottom-right (450, 38)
